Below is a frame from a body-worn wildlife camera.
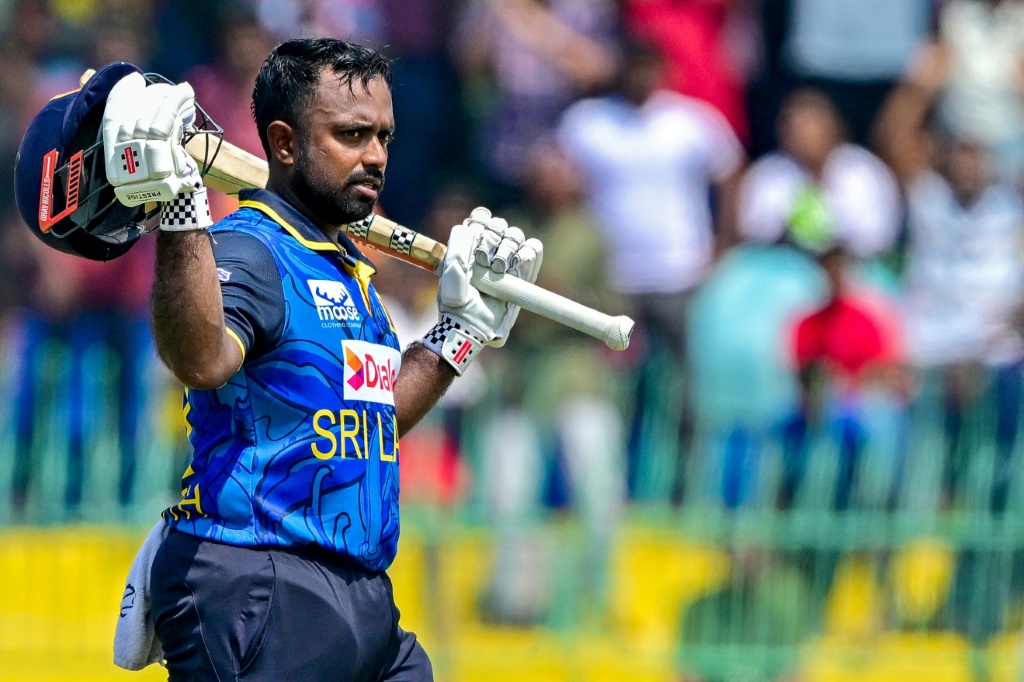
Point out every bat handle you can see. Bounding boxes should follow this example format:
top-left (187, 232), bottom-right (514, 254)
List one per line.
top-left (469, 267), bottom-right (634, 351)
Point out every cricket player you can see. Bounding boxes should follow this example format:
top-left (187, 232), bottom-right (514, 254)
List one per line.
top-left (94, 39), bottom-right (540, 680)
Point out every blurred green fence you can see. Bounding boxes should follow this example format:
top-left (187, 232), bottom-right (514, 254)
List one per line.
top-left (1, 248), bottom-right (1023, 681)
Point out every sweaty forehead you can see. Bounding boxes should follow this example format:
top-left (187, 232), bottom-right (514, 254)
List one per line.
top-left (308, 71), bottom-right (393, 126)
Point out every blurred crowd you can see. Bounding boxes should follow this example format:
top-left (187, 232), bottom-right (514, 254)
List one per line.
top-left (2, 0), bottom-right (1024, 675)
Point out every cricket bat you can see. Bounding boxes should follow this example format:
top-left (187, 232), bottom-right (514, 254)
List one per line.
top-left (184, 136), bottom-right (634, 351)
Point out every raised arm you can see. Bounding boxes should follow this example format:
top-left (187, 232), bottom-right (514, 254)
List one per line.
top-left (871, 42), bottom-right (949, 186)
top-left (456, 0), bottom-right (616, 91)
top-left (493, 0), bottom-right (617, 90)
top-left (100, 72), bottom-right (242, 389)
top-left (151, 231), bottom-right (243, 390)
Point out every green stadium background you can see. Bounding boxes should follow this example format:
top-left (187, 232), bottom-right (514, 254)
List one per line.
top-left (3, 250), bottom-right (1024, 682)
top-left (4, 1), bottom-right (1024, 681)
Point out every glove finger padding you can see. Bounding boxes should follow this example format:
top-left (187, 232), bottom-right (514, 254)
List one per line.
top-left (439, 220), bottom-right (510, 342)
top-left (147, 82), bottom-right (195, 140)
top-left (512, 237), bottom-right (544, 284)
top-left (104, 73), bottom-right (146, 127)
top-left (103, 73), bottom-right (148, 183)
top-left (466, 206), bottom-right (492, 228)
top-left (172, 140), bottom-right (193, 178)
top-left (144, 140), bottom-right (174, 179)
top-left (136, 83), bottom-right (184, 178)
top-left (474, 216), bottom-right (506, 268)
top-left (489, 235), bottom-right (544, 345)
top-left (491, 226), bottom-right (525, 274)
top-left (151, 84), bottom-right (196, 178)
top-left (438, 254), bottom-right (473, 311)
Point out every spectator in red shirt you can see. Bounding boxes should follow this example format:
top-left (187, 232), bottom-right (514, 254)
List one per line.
top-left (624, 0), bottom-right (749, 142)
top-left (792, 249), bottom-right (902, 391)
top-left (779, 246), bottom-right (908, 511)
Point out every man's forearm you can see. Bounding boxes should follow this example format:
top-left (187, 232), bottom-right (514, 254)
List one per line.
top-left (394, 343), bottom-right (457, 435)
top-left (151, 231), bottom-right (239, 389)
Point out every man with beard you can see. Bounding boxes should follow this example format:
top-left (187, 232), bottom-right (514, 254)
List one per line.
top-left (103, 39), bottom-right (541, 680)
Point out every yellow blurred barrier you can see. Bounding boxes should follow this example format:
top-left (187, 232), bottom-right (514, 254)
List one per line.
top-left (0, 527), bottom-right (165, 682)
top-left (0, 526), bottom-right (1016, 682)
top-left (0, 526), bottom-right (717, 681)
top-left (802, 632), bottom-right (974, 682)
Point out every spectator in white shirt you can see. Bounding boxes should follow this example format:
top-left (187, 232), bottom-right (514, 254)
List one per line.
top-left (738, 88), bottom-right (902, 259)
top-left (874, 44), bottom-right (1024, 512)
top-left (938, 0), bottom-right (1024, 186)
top-left (559, 40), bottom-right (745, 299)
top-left (735, 89), bottom-right (904, 516)
top-left (558, 38), bottom-right (745, 503)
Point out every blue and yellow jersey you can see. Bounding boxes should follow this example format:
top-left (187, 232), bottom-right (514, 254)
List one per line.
top-left (165, 188), bottom-right (402, 572)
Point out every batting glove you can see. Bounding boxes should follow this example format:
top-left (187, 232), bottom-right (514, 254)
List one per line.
top-left (420, 207), bottom-right (543, 374)
top-left (101, 72), bottom-right (211, 231)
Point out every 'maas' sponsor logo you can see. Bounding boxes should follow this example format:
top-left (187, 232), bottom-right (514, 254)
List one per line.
top-left (307, 279), bottom-right (360, 323)
top-left (342, 340), bottom-right (401, 405)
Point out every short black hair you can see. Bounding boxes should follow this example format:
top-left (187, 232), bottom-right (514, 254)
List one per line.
top-left (252, 38), bottom-right (393, 157)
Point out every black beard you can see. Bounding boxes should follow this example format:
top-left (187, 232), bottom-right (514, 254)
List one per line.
top-left (292, 153), bottom-right (383, 226)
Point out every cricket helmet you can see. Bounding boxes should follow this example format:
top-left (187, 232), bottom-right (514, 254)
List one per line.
top-left (13, 62), bottom-right (222, 261)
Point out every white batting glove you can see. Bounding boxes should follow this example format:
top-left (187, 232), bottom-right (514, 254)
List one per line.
top-left (102, 72), bottom-right (211, 230)
top-left (420, 207), bottom-right (543, 374)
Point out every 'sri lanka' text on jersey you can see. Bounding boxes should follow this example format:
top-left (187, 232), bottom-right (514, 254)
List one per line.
top-left (165, 189), bottom-right (403, 572)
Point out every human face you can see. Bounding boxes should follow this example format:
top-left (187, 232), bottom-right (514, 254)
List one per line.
top-left (943, 139), bottom-right (990, 205)
top-left (620, 58), bottom-right (661, 107)
top-left (778, 93), bottom-right (842, 173)
top-left (292, 72), bottom-right (394, 226)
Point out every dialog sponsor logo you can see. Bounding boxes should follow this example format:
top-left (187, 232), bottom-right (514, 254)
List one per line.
top-left (307, 279), bottom-right (361, 323)
top-left (342, 340), bottom-right (401, 405)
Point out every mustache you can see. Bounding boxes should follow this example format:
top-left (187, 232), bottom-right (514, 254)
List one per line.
top-left (345, 171), bottom-right (385, 187)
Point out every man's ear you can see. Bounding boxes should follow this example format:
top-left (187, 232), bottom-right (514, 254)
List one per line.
top-left (266, 121), bottom-right (296, 167)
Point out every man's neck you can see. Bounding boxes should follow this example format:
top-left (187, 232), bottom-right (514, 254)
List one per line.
top-left (266, 174), bottom-right (341, 241)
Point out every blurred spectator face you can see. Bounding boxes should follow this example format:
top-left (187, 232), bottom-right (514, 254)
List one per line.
top-left (89, 22), bottom-right (150, 69)
top-left (523, 147), bottom-right (581, 216)
top-left (732, 546), bottom-right (769, 582)
top-left (0, 48), bottom-right (37, 125)
top-left (619, 43), bottom-right (663, 106)
top-left (221, 20), bottom-right (276, 84)
top-left (11, 0), bottom-right (59, 60)
top-left (941, 138), bottom-right (991, 203)
top-left (778, 90), bottom-right (844, 172)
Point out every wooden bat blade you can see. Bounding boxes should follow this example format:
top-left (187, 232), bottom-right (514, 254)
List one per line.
top-left (185, 137), bottom-right (634, 350)
top-left (184, 134), bottom-right (267, 194)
